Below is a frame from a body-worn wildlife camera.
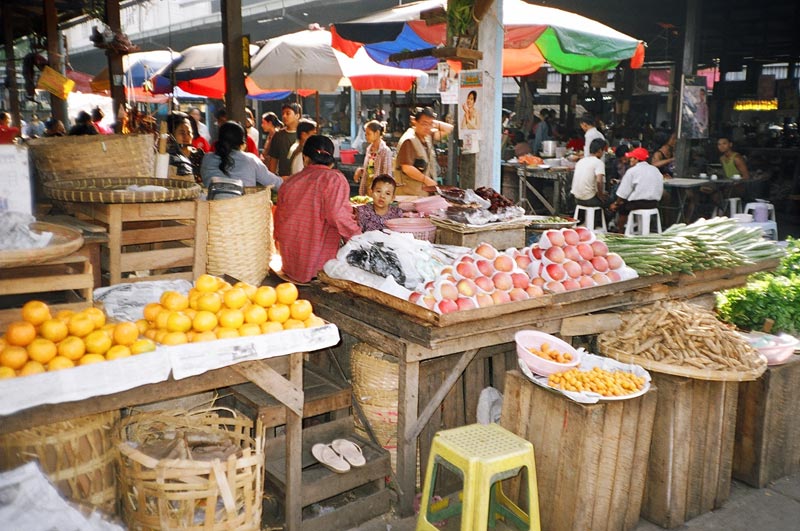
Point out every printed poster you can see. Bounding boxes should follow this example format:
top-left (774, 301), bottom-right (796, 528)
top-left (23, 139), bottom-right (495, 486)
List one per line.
top-left (459, 70), bottom-right (482, 154)
top-left (438, 62), bottom-right (459, 104)
top-left (679, 75), bottom-right (709, 139)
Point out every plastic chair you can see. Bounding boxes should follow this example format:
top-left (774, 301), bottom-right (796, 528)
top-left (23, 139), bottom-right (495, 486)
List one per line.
top-left (744, 202), bottom-right (776, 222)
top-left (573, 205), bottom-right (607, 232)
top-left (624, 208), bottom-right (662, 236)
top-left (416, 423), bottom-right (541, 531)
top-left (728, 197), bottom-right (742, 216)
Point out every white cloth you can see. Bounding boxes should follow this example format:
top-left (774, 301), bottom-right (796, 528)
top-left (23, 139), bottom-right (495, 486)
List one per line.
top-left (197, 121), bottom-right (211, 143)
top-left (571, 156), bottom-right (605, 200)
top-left (616, 161), bottom-right (664, 202)
top-left (247, 126), bottom-right (260, 151)
top-left (583, 127), bottom-right (606, 159)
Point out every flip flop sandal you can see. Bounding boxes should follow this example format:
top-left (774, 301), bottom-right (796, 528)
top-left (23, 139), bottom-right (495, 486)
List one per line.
top-left (311, 443), bottom-right (350, 473)
top-left (331, 438), bottom-right (366, 468)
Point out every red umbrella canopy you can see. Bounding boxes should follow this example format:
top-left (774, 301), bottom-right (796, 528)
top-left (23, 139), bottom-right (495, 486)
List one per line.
top-left (331, 0), bottom-right (645, 76)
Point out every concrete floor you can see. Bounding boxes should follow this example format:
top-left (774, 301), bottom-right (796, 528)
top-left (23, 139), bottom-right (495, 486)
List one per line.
top-left (350, 473), bottom-right (800, 530)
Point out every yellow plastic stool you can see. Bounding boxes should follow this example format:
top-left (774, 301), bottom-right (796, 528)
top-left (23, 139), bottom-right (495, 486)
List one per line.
top-left (416, 423), bottom-right (540, 531)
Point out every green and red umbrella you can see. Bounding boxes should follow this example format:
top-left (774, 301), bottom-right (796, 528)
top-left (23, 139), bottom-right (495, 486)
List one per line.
top-left (331, 0), bottom-right (645, 76)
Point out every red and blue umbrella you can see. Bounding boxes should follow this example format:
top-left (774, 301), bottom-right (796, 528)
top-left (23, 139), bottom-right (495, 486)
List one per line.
top-left (331, 0), bottom-right (645, 76)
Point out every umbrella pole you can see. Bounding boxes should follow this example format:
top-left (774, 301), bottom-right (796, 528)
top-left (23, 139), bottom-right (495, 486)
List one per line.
top-left (316, 92), bottom-right (320, 125)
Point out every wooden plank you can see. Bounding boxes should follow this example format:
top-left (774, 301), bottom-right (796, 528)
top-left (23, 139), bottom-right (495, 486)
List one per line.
top-left (396, 359), bottom-right (419, 517)
top-left (107, 203), bottom-right (122, 284)
top-left (560, 314), bottom-right (622, 336)
top-left (119, 246), bottom-right (194, 273)
top-left (231, 361), bottom-right (303, 417)
top-left (119, 272), bottom-right (194, 283)
top-left (120, 224), bottom-right (195, 246)
top-left (193, 199), bottom-right (209, 279)
top-left (434, 226), bottom-right (526, 250)
top-left (285, 352), bottom-right (303, 531)
top-left (120, 200), bottom-right (196, 221)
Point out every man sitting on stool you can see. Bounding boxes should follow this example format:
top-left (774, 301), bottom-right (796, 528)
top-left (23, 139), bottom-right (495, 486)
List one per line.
top-left (571, 138), bottom-right (610, 209)
top-left (609, 147), bottom-right (664, 232)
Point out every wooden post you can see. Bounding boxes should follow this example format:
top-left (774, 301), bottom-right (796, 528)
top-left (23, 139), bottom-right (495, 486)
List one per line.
top-left (474, 0), bottom-right (503, 190)
top-left (675, 0), bottom-right (700, 179)
top-left (44, 0), bottom-right (67, 124)
top-left (105, 0), bottom-right (125, 134)
top-left (221, 0), bottom-right (245, 124)
top-left (2, 3), bottom-right (22, 133)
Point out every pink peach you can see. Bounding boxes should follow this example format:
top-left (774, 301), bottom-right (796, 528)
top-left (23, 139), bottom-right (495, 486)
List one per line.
top-left (579, 276), bottom-right (597, 289)
top-left (509, 287), bottom-right (530, 301)
top-left (438, 281), bottom-right (459, 301)
top-left (606, 270), bottom-right (622, 282)
top-left (436, 299), bottom-right (459, 314)
top-left (591, 256), bottom-right (609, 273)
top-left (420, 295), bottom-right (436, 310)
top-left (590, 240), bottom-right (609, 257)
top-left (474, 243), bottom-right (498, 260)
top-left (511, 272), bottom-right (530, 290)
top-left (456, 279), bottom-right (478, 297)
top-left (476, 259), bottom-right (495, 277)
top-left (531, 277), bottom-right (546, 287)
top-left (526, 285), bottom-right (545, 298)
top-left (563, 245), bottom-right (581, 262)
top-left (579, 260), bottom-right (595, 276)
top-left (606, 253), bottom-right (624, 270)
top-left (456, 297), bottom-right (477, 311)
top-left (515, 255), bottom-right (532, 270)
top-left (476, 293), bottom-right (494, 307)
top-left (577, 243), bottom-right (594, 261)
top-left (562, 278), bottom-right (580, 291)
top-left (562, 229), bottom-right (579, 246)
top-left (544, 281), bottom-right (566, 293)
top-left (530, 247), bottom-right (543, 260)
top-left (491, 290), bottom-right (511, 305)
top-left (474, 276), bottom-right (494, 293)
top-left (493, 254), bottom-right (515, 272)
top-left (544, 263), bottom-right (566, 282)
top-left (544, 246), bottom-right (566, 264)
top-left (541, 230), bottom-right (565, 248)
top-left (563, 260), bottom-right (582, 279)
top-left (575, 226), bottom-right (594, 242)
top-left (592, 272), bottom-right (611, 285)
top-left (492, 272), bottom-right (513, 291)
top-left (455, 261), bottom-right (479, 280)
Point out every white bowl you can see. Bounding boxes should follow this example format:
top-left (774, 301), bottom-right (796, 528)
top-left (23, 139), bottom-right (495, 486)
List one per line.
top-left (733, 213), bottom-right (754, 223)
top-left (515, 330), bottom-right (582, 376)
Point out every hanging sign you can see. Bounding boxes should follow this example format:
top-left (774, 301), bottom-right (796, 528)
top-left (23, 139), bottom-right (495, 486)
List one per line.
top-left (459, 69), bottom-right (482, 154)
top-left (36, 66), bottom-right (75, 100)
top-left (438, 62), bottom-right (459, 104)
top-left (679, 76), bottom-right (709, 139)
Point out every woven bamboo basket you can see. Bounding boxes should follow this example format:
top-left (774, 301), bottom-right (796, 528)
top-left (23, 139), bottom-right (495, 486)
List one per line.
top-left (204, 188), bottom-right (272, 286)
top-left (116, 408), bottom-right (264, 531)
top-left (28, 134), bottom-right (155, 183)
top-left (0, 410), bottom-right (119, 514)
top-left (44, 177), bottom-right (201, 204)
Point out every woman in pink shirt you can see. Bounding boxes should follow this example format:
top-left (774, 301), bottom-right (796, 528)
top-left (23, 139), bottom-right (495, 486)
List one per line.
top-left (274, 135), bottom-right (361, 283)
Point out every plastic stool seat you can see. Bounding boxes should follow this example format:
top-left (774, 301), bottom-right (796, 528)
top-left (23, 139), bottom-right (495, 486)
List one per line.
top-left (744, 202), bottom-right (776, 222)
top-left (728, 197), bottom-right (742, 215)
top-left (417, 423), bottom-right (541, 531)
top-left (573, 205), bottom-right (607, 232)
top-left (624, 208), bottom-right (662, 236)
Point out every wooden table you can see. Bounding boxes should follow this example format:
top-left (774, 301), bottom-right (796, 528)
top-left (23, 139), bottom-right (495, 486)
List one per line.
top-left (304, 259), bottom-right (777, 516)
top-left (516, 165), bottom-right (573, 215)
top-left (0, 355), bottom-right (308, 531)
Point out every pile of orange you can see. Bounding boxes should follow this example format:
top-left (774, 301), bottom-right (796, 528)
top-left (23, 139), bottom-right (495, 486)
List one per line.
top-left (139, 275), bottom-right (324, 346)
top-left (0, 300), bottom-right (156, 379)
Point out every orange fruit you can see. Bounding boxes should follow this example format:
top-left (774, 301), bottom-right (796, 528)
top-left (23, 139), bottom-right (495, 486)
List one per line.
top-left (166, 312), bottom-right (192, 333)
top-left (106, 345), bottom-right (132, 360)
top-left (289, 300), bottom-right (313, 322)
top-left (0, 337), bottom-right (5, 351)
top-left (19, 360), bottom-right (45, 376)
top-left (267, 304), bottom-right (290, 324)
top-left (252, 286), bottom-right (277, 308)
top-left (218, 308), bottom-right (244, 329)
top-left (27, 338), bottom-right (57, 364)
top-left (275, 283), bottom-right (299, 305)
top-left (223, 288), bottom-right (248, 310)
top-left (155, 309), bottom-right (171, 330)
top-left (144, 328), bottom-right (158, 340)
top-left (197, 292), bottom-right (222, 313)
top-left (234, 282), bottom-right (257, 301)
top-left (195, 274), bottom-right (220, 293)
top-left (215, 327), bottom-right (240, 339)
top-left (161, 291), bottom-right (189, 311)
top-left (21, 300), bottom-right (51, 326)
top-left (83, 307), bottom-right (107, 329)
top-left (0, 366), bottom-right (16, 379)
top-left (85, 330), bottom-right (112, 355)
top-left (113, 322), bottom-right (140, 346)
top-left (57, 336), bottom-right (86, 361)
top-left (161, 332), bottom-right (188, 346)
top-left (154, 329), bottom-right (169, 344)
top-left (143, 302), bottom-right (164, 323)
top-left (304, 315), bottom-right (326, 328)
top-left (79, 353), bottom-right (106, 366)
top-left (130, 338), bottom-right (156, 354)
top-left (0, 346), bottom-right (29, 370)
top-left (239, 323), bottom-right (262, 336)
top-left (260, 321), bottom-right (284, 334)
top-left (39, 319), bottom-right (69, 343)
top-left (67, 313), bottom-right (95, 338)
top-left (192, 311), bottom-right (218, 332)
top-left (5, 321), bottom-right (37, 347)
top-left (135, 319), bottom-right (149, 335)
top-left (48, 356), bottom-right (75, 371)
top-left (191, 330), bottom-right (217, 343)
top-left (218, 280), bottom-right (232, 291)
top-left (283, 319), bottom-right (305, 330)
top-left (55, 309), bottom-right (75, 323)
top-left (243, 304), bottom-right (268, 325)
top-left (184, 308), bottom-right (197, 319)
top-left (188, 288), bottom-right (202, 310)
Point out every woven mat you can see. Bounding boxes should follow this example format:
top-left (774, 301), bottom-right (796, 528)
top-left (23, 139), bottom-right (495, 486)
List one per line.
top-left (44, 177), bottom-right (201, 204)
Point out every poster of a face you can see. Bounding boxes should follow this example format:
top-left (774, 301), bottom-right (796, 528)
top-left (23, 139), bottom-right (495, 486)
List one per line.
top-left (438, 63), bottom-right (459, 104)
top-left (459, 70), bottom-right (482, 153)
top-left (679, 76), bottom-right (709, 139)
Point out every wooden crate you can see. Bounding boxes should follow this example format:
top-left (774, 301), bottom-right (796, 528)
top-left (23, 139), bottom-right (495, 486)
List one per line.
top-left (435, 225), bottom-right (526, 249)
top-left (641, 373), bottom-right (739, 528)
top-left (70, 200), bottom-right (205, 285)
top-left (500, 370), bottom-right (658, 531)
top-left (0, 254), bottom-right (92, 306)
top-left (733, 355), bottom-right (800, 487)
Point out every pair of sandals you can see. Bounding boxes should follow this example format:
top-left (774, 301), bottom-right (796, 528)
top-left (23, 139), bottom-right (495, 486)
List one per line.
top-left (311, 439), bottom-right (365, 473)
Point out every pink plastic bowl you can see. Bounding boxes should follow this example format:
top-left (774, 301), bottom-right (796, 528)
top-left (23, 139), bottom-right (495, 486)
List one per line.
top-left (515, 330), bottom-right (582, 376)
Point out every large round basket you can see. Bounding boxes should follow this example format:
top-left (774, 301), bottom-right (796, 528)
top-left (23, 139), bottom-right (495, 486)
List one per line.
top-left (0, 410), bottom-right (119, 515)
top-left (0, 221), bottom-right (84, 269)
top-left (44, 177), bottom-right (201, 204)
top-left (116, 408), bottom-right (264, 531)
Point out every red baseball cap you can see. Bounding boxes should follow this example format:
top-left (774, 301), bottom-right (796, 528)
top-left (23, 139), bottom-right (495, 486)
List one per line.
top-left (625, 147), bottom-right (649, 161)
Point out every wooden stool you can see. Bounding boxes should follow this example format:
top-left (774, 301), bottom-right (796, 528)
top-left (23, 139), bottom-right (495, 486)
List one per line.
top-left (417, 423), bottom-right (541, 531)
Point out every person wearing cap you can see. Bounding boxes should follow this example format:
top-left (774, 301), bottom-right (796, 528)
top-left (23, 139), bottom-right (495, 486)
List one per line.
top-left (394, 106), bottom-right (453, 196)
top-left (579, 114), bottom-right (605, 158)
top-left (609, 147), bottom-right (664, 232)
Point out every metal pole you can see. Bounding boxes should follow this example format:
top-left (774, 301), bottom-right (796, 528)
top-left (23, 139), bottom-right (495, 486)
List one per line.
top-left (675, 0), bottom-right (700, 179)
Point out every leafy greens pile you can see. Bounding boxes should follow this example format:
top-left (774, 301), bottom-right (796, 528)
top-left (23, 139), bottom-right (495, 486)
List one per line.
top-left (716, 238), bottom-right (800, 334)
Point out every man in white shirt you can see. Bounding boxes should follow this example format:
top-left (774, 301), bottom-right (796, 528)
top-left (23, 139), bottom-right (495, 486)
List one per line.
top-left (570, 138), bottom-right (609, 208)
top-left (610, 147), bottom-right (664, 231)
top-left (579, 114), bottom-right (605, 159)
